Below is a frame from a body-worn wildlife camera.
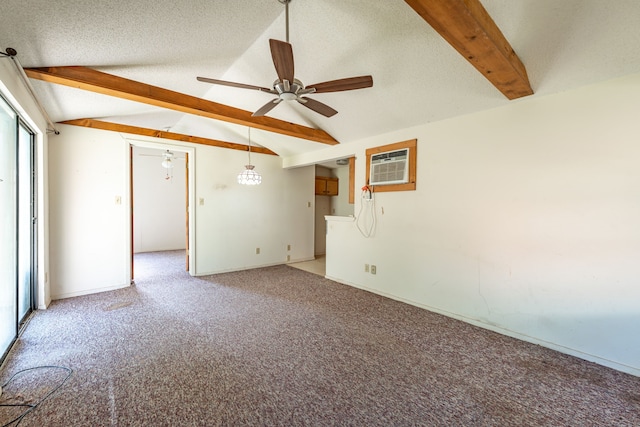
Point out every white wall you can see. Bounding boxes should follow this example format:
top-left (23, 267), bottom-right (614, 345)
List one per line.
top-left (47, 124), bottom-right (316, 298)
top-left (314, 166), bottom-right (332, 255)
top-left (193, 143), bottom-right (315, 274)
top-left (331, 166), bottom-right (353, 217)
top-left (48, 126), bottom-right (130, 299)
top-left (132, 146), bottom-right (186, 253)
top-left (305, 73), bottom-right (640, 376)
top-left (0, 60), bottom-right (50, 308)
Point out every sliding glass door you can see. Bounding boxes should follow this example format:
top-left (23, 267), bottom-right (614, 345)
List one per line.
top-left (18, 121), bottom-right (35, 324)
top-left (0, 94), bottom-right (36, 362)
top-left (0, 95), bottom-right (18, 360)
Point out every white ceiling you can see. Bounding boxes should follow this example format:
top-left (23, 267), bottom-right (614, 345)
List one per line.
top-left (2, 0), bottom-right (640, 157)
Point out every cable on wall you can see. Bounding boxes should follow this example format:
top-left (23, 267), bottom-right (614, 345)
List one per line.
top-left (0, 48), bottom-right (60, 135)
top-left (356, 185), bottom-right (376, 238)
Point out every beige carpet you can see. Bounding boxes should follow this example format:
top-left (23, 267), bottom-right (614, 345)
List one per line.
top-left (1, 250), bottom-right (638, 426)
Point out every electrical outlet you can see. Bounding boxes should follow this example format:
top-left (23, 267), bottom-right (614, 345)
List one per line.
top-left (287, 244), bottom-right (291, 251)
top-left (199, 198), bottom-right (204, 206)
top-left (371, 265), bottom-right (377, 275)
top-left (364, 264), bottom-right (370, 273)
top-left (115, 195), bottom-right (122, 205)
top-left (287, 255), bottom-right (291, 262)
top-left (256, 248), bottom-right (260, 255)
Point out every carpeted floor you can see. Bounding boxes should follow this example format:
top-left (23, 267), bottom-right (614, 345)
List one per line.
top-left (1, 250), bottom-right (639, 426)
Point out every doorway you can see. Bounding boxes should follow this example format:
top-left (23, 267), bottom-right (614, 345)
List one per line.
top-left (128, 142), bottom-right (194, 283)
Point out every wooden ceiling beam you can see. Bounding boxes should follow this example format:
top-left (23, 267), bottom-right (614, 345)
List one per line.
top-left (60, 119), bottom-right (278, 156)
top-left (25, 66), bottom-right (339, 145)
top-left (405, 0), bottom-right (533, 99)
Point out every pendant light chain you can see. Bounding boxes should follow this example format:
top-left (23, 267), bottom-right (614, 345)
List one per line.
top-left (248, 127), bottom-right (252, 165)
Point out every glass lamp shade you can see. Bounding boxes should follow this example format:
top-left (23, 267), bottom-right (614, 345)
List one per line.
top-left (161, 158), bottom-right (174, 169)
top-left (237, 165), bottom-right (262, 185)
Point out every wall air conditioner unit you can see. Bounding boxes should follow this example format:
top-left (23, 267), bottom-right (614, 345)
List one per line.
top-left (369, 148), bottom-right (409, 186)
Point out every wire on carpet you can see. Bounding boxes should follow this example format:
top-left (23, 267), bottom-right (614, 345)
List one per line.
top-left (0, 366), bottom-right (73, 427)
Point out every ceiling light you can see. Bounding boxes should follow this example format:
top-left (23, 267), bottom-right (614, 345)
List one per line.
top-left (161, 150), bottom-right (175, 180)
top-left (237, 128), bottom-right (262, 185)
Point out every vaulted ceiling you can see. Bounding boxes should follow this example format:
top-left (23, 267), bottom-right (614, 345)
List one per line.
top-left (1, 0), bottom-right (639, 158)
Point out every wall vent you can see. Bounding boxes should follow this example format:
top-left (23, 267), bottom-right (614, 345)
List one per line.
top-left (369, 148), bottom-right (409, 186)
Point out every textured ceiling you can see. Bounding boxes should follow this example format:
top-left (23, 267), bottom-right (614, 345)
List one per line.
top-left (1, 0), bottom-right (640, 157)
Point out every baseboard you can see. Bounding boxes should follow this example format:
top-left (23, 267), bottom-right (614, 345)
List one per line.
top-left (38, 298), bottom-right (51, 310)
top-left (325, 275), bottom-right (640, 377)
top-left (51, 283), bottom-right (130, 301)
top-left (195, 261), bottom-right (291, 276)
top-left (287, 256), bottom-right (316, 263)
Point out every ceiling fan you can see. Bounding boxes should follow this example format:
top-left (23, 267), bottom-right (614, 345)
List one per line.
top-left (196, 0), bottom-right (373, 118)
top-left (138, 149), bottom-right (186, 180)
top-left (139, 149), bottom-right (184, 168)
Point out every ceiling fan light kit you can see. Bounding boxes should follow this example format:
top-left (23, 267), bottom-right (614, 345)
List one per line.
top-left (196, 0), bottom-right (372, 118)
top-left (160, 150), bottom-right (176, 180)
top-left (160, 151), bottom-right (176, 173)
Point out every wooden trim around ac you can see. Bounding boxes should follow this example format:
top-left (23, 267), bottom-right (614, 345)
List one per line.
top-left (348, 157), bottom-right (355, 204)
top-left (365, 139), bottom-right (417, 193)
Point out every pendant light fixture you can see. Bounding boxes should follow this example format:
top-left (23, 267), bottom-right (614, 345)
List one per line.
top-left (237, 127), bottom-right (262, 185)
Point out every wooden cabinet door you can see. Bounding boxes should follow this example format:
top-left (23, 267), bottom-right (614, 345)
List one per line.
top-left (315, 178), bottom-right (327, 195)
top-left (325, 178), bottom-right (339, 196)
top-left (315, 176), bottom-right (339, 195)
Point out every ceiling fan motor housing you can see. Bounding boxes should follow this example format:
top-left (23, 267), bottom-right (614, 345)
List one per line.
top-left (274, 78), bottom-right (307, 101)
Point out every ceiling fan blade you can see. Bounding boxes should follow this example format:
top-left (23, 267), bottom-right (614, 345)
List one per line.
top-left (297, 97), bottom-right (338, 118)
top-left (269, 39), bottom-right (295, 84)
top-left (306, 75), bottom-right (373, 93)
top-left (197, 76), bottom-right (273, 93)
top-left (252, 98), bottom-right (282, 117)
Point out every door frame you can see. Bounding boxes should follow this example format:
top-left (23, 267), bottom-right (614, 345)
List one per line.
top-left (17, 118), bottom-right (37, 325)
top-left (126, 139), bottom-right (196, 282)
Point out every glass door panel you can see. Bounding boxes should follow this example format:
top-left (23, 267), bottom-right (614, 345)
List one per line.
top-left (0, 95), bottom-right (17, 360)
top-left (17, 123), bottom-right (34, 323)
